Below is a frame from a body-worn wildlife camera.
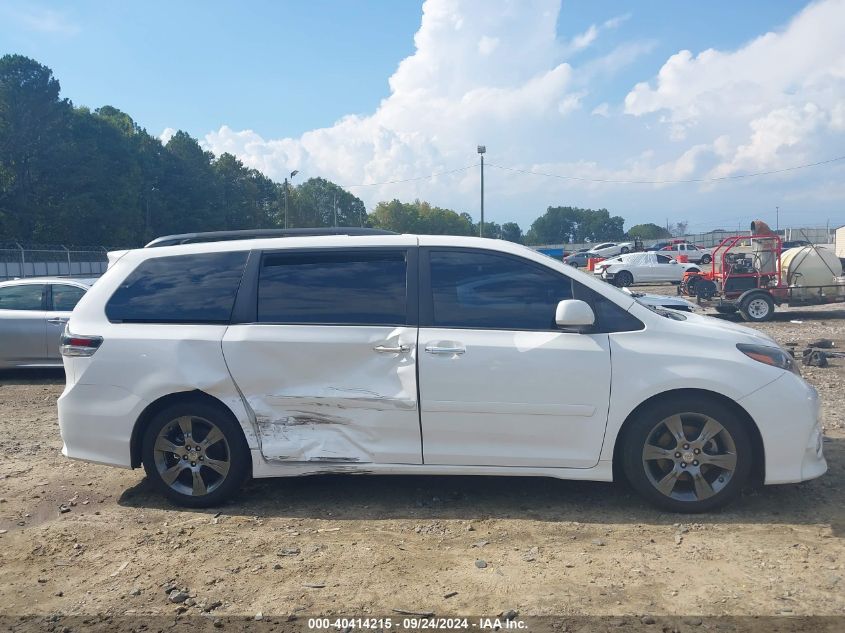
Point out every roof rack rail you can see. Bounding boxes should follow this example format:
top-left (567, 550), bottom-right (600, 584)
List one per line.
top-left (144, 227), bottom-right (397, 248)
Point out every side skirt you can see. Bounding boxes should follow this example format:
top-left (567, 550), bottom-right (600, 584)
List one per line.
top-left (250, 450), bottom-right (614, 481)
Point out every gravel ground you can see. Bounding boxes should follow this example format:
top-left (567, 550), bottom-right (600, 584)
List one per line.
top-left (0, 291), bottom-right (843, 630)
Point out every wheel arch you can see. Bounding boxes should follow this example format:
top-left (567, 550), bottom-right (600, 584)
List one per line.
top-left (611, 388), bottom-right (765, 486)
top-left (130, 390), bottom-right (247, 469)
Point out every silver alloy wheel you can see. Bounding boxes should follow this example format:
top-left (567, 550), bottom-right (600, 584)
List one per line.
top-left (641, 413), bottom-right (738, 502)
top-left (152, 415), bottom-right (231, 496)
top-left (747, 298), bottom-right (770, 320)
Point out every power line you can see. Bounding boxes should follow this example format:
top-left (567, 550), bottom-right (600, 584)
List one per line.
top-left (342, 164), bottom-right (477, 188)
top-left (485, 155), bottom-right (845, 185)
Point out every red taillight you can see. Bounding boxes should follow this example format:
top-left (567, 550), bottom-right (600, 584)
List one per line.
top-left (60, 332), bottom-right (103, 357)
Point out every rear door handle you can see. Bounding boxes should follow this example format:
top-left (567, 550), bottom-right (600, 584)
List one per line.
top-left (373, 344), bottom-right (411, 354)
top-left (47, 317), bottom-right (68, 324)
top-left (424, 345), bottom-right (466, 355)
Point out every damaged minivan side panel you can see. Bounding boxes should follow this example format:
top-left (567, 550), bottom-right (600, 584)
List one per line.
top-left (222, 325), bottom-right (421, 464)
top-left (222, 244), bottom-right (422, 466)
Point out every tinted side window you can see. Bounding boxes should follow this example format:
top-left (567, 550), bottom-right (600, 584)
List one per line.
top-left (258, 250), bottom-right (407, 325)
top-left (52, 285), bottom-right (87, 311)
top-left (106, 251), bottom-right (248, 323)
top-left (0, 285), bottom-right (45, 310)
top-left (656, 255), bottom-right (672, 264)
top-left (429, 250), bottom-right (572, 330)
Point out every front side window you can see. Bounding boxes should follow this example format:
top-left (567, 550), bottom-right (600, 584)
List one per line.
top-left (0, 284), bottom-right (45, 310)
top-left (428, 250), bottom-right (572, 330)
top-left (52, 285), bottom-right (87, 311)
top-left (257, 250), bottom-right (407, 325)
top-left (656, 254), bottom-right (673, 264)
top-left (106, 251), bottom-right (248, 323)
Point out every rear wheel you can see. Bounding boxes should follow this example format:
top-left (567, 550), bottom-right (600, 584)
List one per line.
top-left (701, 254), bottom-right (712, 264)
top-left (621, 396), bottom-right (752, 512)
top-left (614, 270), bottom-right (634, 287)
top-left (738, 293), bottom-right (775, 322)
top-left (142, 400), bottom-right (250, 508)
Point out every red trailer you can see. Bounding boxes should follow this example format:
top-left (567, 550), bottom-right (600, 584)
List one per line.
top-left (679, 232), bottom-right (845, 322)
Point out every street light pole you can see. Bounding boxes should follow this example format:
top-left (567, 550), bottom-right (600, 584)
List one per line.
top-left (284, 170), bottom-right (299, 229)
top-left (776, 206), bottom-right (780, 233)
top-left (477, 145), bottom-right (486, 237)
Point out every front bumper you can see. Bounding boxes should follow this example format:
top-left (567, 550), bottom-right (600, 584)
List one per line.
top-left (738, 373), bottom-right (827, 484)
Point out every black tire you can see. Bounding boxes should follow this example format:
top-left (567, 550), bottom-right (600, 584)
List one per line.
top-left (738, 292), bottom-right (775, 322)
top-left (569, 261), bottom-right (580, 268)
top-left (621, 246), bottom-right (630, 254)
top-left (141, 399), bottom-right (250, 508)
top-left (701, 254), bottom-right (712, 264)
top-left (621, 395), bottom-right (752, 513)
top-left (614, 270), bottom-right (634, 287)
top-left (715, 304), bottom-right (738, 315)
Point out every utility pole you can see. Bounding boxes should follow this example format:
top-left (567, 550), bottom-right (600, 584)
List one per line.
top-left (477, 145), bottom-right (486, 237)
top-left (333, 193), bottom-right (337, 227)
top-left (776, 206), bottom-right (780, 233)
top-left (284, 170), bottom-right (299, 229)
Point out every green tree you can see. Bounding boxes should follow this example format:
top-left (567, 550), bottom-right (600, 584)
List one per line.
top-left (500, 222), bottom-right (523, 243)
top-left (0, 54), bottom-right (71, 238)
top-left (627, 222), bottom-right (671, 240)
top-left (290, 177), bottom-right (366, 228)
top-left (525, 206), bottom-right (625, 244)
top-left (369, 199), bottom-right (475, 235)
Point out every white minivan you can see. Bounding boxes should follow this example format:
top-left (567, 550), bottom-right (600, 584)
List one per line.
top-left (57, 230), bottom-right (826, 512)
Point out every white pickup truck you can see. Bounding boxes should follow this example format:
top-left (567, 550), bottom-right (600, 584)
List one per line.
top-left (658, 243), bottom-right (712, 264)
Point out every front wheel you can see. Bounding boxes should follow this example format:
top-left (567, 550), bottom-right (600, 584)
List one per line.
top-left (621, 246), bottom-right (630, 254)
top-left (142, 400), bottom-right (250, 508)
top-left (621, 396), bottom-right (752, 512)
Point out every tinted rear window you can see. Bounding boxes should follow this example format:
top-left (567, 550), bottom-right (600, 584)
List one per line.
top-left (106, 251), bottom-right (248, 323)
top-left (258, 250), bottom-right (407, 325)
top-left (0, 284), bottom-right (45, 310)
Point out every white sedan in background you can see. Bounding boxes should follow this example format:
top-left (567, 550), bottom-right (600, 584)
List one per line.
top-left (586, 241), bottom-right (635, 258)
top-left (595, 252), bottom-right (701, 287)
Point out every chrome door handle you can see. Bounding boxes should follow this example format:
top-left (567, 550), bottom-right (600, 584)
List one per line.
top-left (47, 317), bottom-right (69, 324)
top-left (373, 344), bottom-right (411, 353)
top-left (424, 345), bottom-right (466, 355)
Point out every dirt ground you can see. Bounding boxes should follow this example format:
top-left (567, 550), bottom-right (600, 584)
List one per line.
top-left (1, 288), bottom-right (844, 631)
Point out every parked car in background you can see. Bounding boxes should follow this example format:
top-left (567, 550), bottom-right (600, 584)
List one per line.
top-left (646, 241), bottom-right (674, 252)
top-left (586, 241), bottom-right (634, 258)
top-left (782, 240), bottom-right (812, 249)
top-left (563, 252), bottom-right (591, 267)
top-left (660, 243), bottom-right (712, 264)
top-left (621, 288), bottom-right (698, 312)
top-left (595, 252), bottom-right (701, 286)
top-left (0, 277), bottom-right (96, 368)
top-left (57, 230), bottom-right (826, 513)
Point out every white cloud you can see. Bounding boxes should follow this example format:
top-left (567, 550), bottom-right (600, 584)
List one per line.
top-left (200, 0), bottom-right (845, 229)
top-left (7, 6), bottom-right (79, 35)
top-left (159, 127), bottom-right (177, 144)
top-left (624, 0), bottom-right (845, 179)
top-left (204, 0), bottom-right (582, 207)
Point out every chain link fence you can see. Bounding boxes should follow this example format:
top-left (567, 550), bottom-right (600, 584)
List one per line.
top-left (0, 244), bottom-right (117, 281)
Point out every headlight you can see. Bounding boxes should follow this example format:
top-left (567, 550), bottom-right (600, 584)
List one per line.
top-left (736, 343), bottom-right (800, 376)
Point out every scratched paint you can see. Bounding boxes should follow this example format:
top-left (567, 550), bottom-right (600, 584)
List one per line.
top-left (222, 325), bottom-right (424, 465)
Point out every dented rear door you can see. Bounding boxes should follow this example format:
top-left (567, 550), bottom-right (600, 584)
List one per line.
top-left (222, 245), bottom-right (422, 465)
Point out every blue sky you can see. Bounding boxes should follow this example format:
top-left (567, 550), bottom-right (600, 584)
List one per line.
top-left (2, 0), bottom-right (844, 231)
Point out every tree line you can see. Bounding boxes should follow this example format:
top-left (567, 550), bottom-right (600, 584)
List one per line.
top-left (0, 55), bottom-right (683, 248)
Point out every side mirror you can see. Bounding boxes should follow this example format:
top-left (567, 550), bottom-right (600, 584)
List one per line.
top-left (555, 299), bottom-right (595, 330)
